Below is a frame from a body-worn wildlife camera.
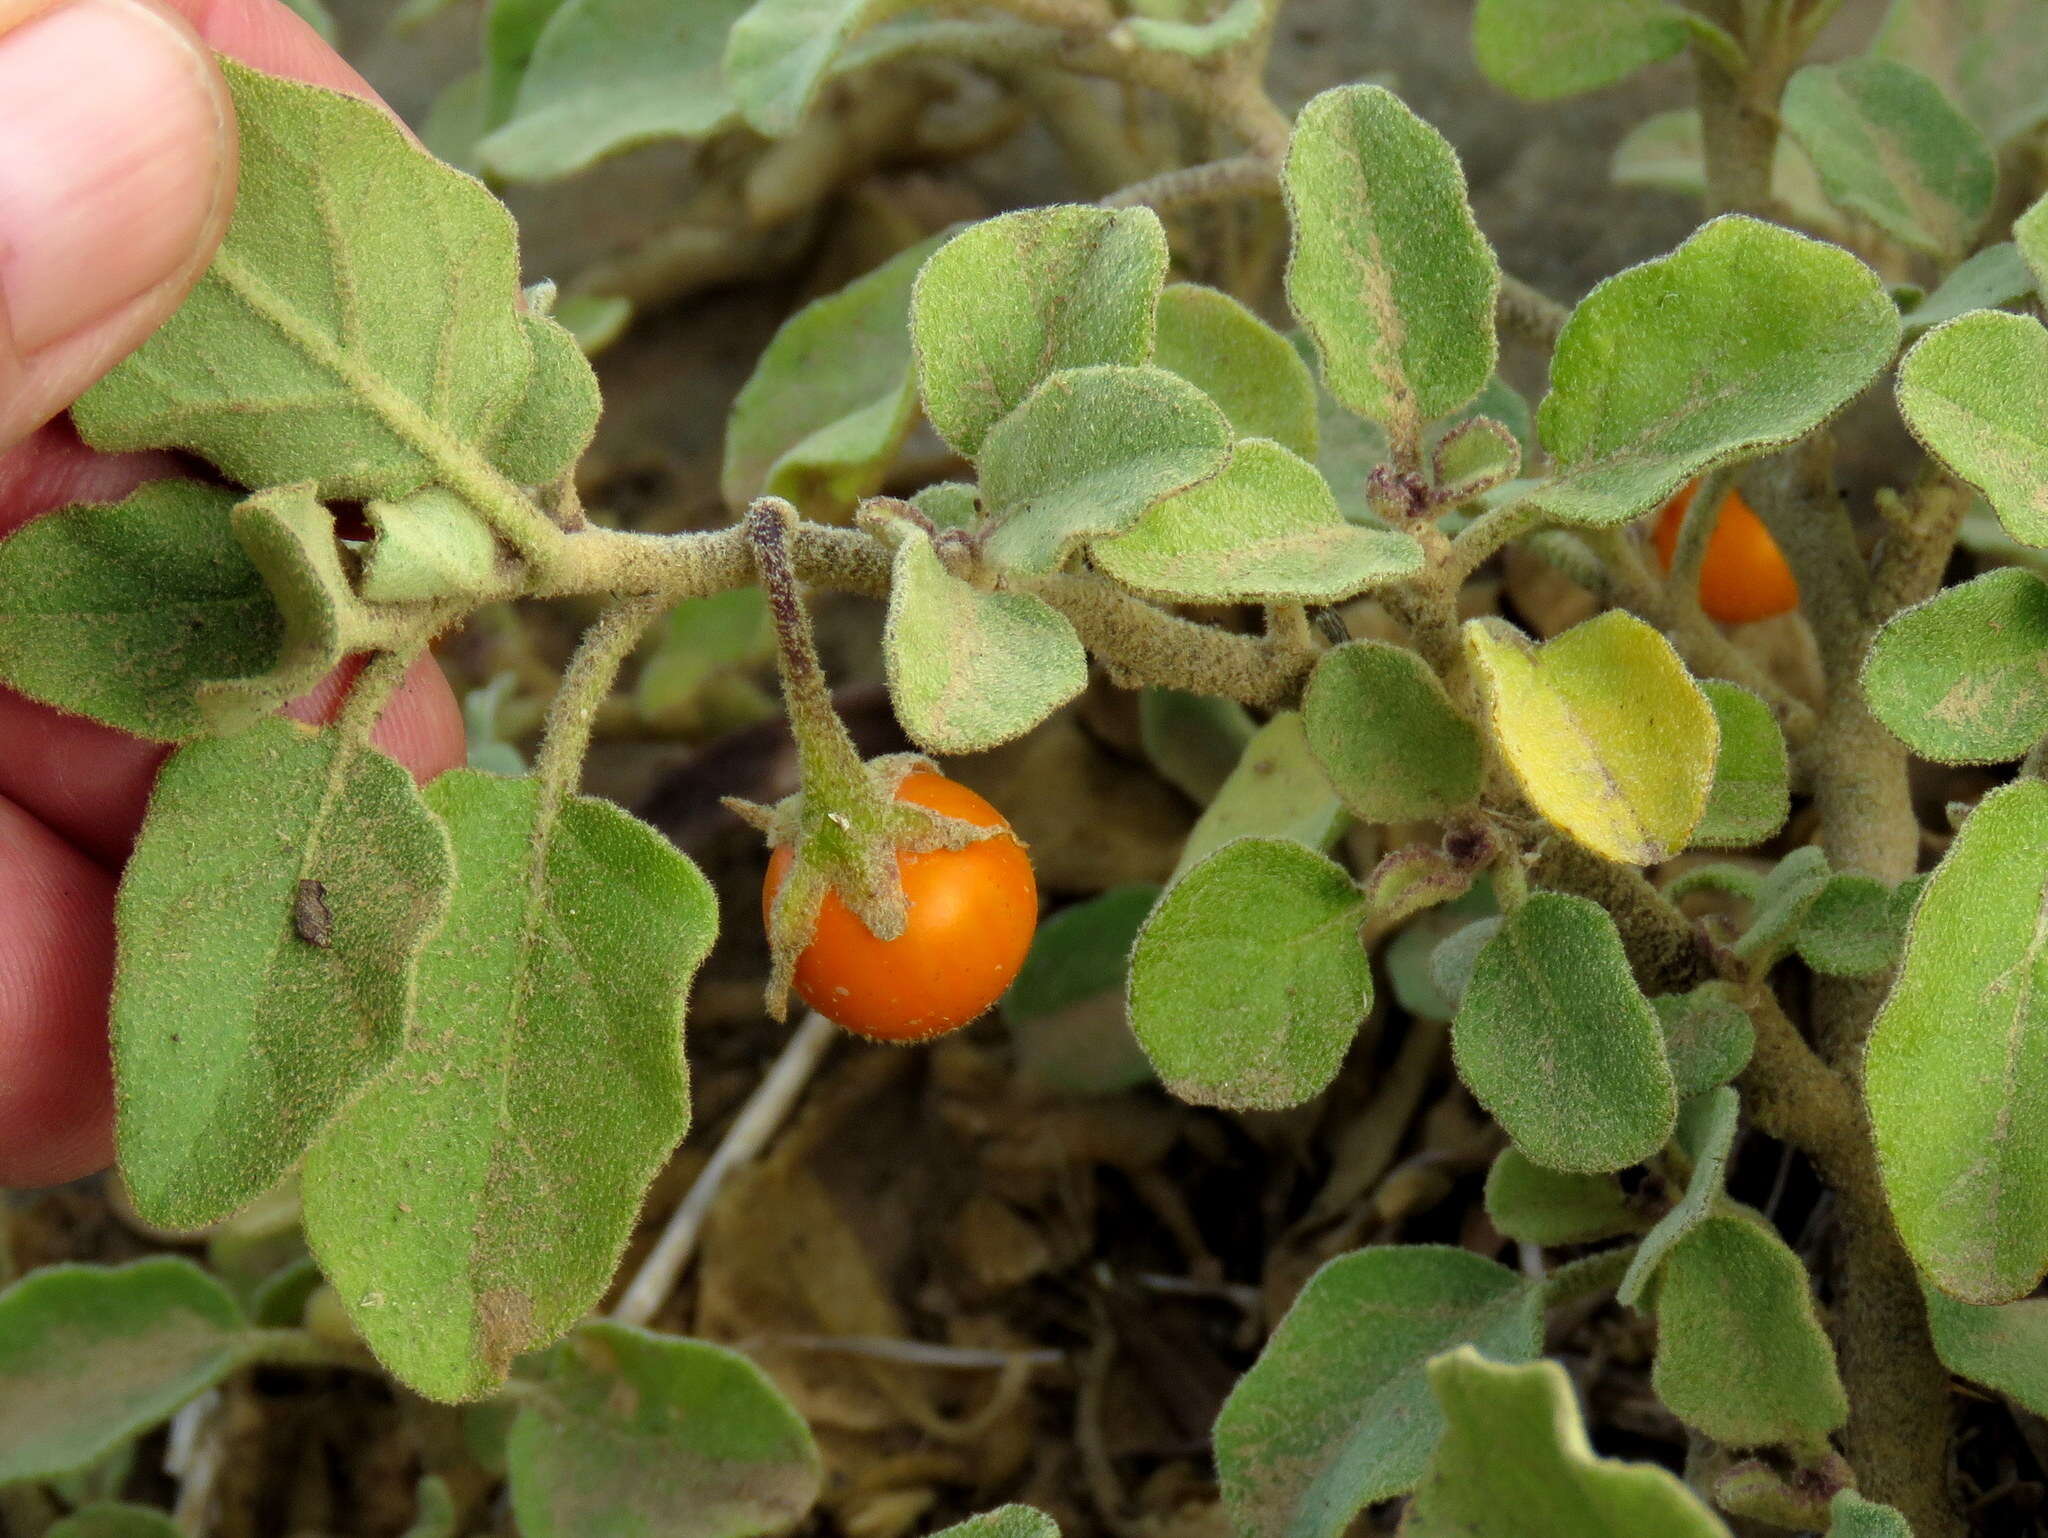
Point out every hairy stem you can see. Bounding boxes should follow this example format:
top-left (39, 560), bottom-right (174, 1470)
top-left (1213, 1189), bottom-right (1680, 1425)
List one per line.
top-left (532, 595), bottom-right (665, 824)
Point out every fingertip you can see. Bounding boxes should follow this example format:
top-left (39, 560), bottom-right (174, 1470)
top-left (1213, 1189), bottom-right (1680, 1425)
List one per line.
top-left (0, 794), bottom-right (116, 1189)
top-left (284, 652), bottom-right (468, 785)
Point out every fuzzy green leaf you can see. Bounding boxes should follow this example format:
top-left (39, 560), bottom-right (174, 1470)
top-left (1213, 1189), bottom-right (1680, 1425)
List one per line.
top-left (360, 488), bottom-right (502, 604)
top-left (2021, 190), bottom-right (2048, 297)
top-left (978, 364), bottom-right (1231, 575)
top-left (1531, 217), bottom-right (1899, 526)
top-left (725, 0), bottom-right (896, 136)
top-left (1173, 712), bottom-right (1345, 880)
top-left (1693, 681), bottom-right (1790, 849)
top-left (1653, 984), bottom-right (1755, 1097)
top-left (930, 1511), bottom-right (1059, 1538)
top-left (1783, 59), bottom-right (1996, 259)
top-left (482, 0), bottom-right (570, 125)
top-left (1405, 1349), bottom-right (1732, 1538)
top-left (1874, 0), bottom-right (2048, 143)
top-left (1467, 611), bottom-right (1718, 865)
top-left (0, 482), bottom-right (283, 741)
top-left (0, 1260), bottom-right (247, 1483)
top-left (115, 721), bottom-right (452, 1229)
top-left (1923, 1283), bottom-right (2048, 1416)
top-left (1472, 0), bottom-right (1690, 102)
top-left (1485, 1150), bottom-right (1639, 1246)
top-left (879, 519), bottom-right (1086, 754)
top-left (1154, 283), bottom-right (1318, 458)
top-left (1797, 875), bottom-right (1909, 977)
top-left (78, 64), bottom-right (547, 505)
top-left (1141, 690), bottom-right (1256, 810)
top-left (1282, 85), bottom-right (1500, 446)
top-left (490, 311), bottom-right (603, 485)
top-left (1829, 1493), bottom-right (1913, 1538)
top-left (1092, 439), bottom-right (1421, 603)
top-left (303, 772), bottom-right (715, 1401)
top-left (1867, 567), bottom-right (2048, 762)
top-left (1454, 892), bottom-right (1677, 1173)
top-left (1214, 1247), bottom-right (1541, 1538)
top-left (1868, 777), bottom-right (2048, 1302)
top-left (1303, 640), bottom-right (1483, 823)
top-left (46, 1507), bottom-right (183, 1538)
top-left (723, 236), bottom-right (938, 513)
top-left (1128, 838), bottom-right (1370, 1110)
top-left (507, 1323), bottom-right (822, 1538)
top-left (1433, 417), bottom-right (1521, 502)
top-left (1652, 1209), bottom-right (1847, 1458)
top-left (197, 485), bottom-right (361, 732)
top-left (911, 205), bottom-right (1167, 457)
top-left (1897, 311), bottom-right (2048, 546)
top-left (481, 0), bottom-right (747, 179)
top-left (1001, 885), bottom-right (1158, 1096)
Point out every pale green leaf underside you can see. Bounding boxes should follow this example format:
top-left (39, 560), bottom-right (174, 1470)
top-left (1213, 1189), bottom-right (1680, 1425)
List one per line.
top-left (882, 524), bottom-right (1086, 755)
top-left (0, 1259), bottom-right (247, 1484)
top-left (978, 364), bottom-right (1231, 575)
top-left (1405, 1350), bottom-right (1732, 1538)
top-left (1454, 891), bottom-right (1677, 1173)
top-left (723, 235), bottom-right (938, 512)
top-left (481, 0), bottom-right (749, 179)
top-left (1924, 1283), bottom-right (2048, 1417)
top-left (1782, 58), bottom-right (1996, 259)
top-left (912, 204), bottom-right (1168, 457)
top-left (115, 721), bottom-right (452, 1229)
top-left (507, 1323), bottom-right (822, 1538)
top-left (78, 63), bottom-right (543, 506)
top-left (1128, 837), bottom-right (1370, 1110)
top-left (1473, 0), bottom-right (1690, 102)
top-left (1215, 1247), bottom-right (1540, 1538)
top-left (0, 481), bottom-right (282, 741)
top-left (1619, 1086), bottom-right (1740, 1305)
top-left (1533, 216), bottom-right (1900, 527)
top-left (1092, 439), bottom-right (1421, 603)
top-left (361, 488), bottom-right (502, 603)
top-left (303, 772), bottom-right (716, 1402)
top-left (1651, 1209), bottom-right (1847, 1457)
top-left (1904, 242), bottom-right (2036, 337)
top-left (1874, 0), bottom-right (2048, 144)
top-left (1171, 712), bottom-right (1345, 881)
top-left (1303, 639), bottom-right (1483, 823)
top-left (725, 0), bottom-right (898, 137)
top-left (1898, 310), bottom-right (2048, 546)
top-left (1120, 0), bottom-right (1261, 56)
top-left (1283, 84), bottom-right (1500, 444)
top-left (1865, 565), bottom-right (2048, 762)
top-left (1868, 777), bottom-right (2048, 1302)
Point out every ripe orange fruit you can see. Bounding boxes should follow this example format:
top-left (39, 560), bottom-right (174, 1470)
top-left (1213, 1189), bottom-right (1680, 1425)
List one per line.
top-left (1652, 480), bottom-right (1799, 625)
top-left (763, 772), bottom-right (1037, 1042)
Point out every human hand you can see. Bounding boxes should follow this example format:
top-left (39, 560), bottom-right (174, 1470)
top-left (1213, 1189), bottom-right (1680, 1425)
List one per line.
top-left (0, 0), bottom-right (466, 1187)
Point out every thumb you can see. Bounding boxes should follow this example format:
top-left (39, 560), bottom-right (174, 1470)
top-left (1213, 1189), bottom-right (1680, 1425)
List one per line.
top-left (0, 0), bottom-right (234, 452)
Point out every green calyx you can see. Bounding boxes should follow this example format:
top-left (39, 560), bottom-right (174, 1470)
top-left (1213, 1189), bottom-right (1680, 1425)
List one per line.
top-left (728, 499), bottom-right (1004, 1018)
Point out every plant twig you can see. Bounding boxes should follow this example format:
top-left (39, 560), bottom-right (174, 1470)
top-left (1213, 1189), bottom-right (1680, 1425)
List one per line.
top-left (1100, 152), bottom-right (1276, 210)
top-left (612, 1010), bottom-right (838, 1327)
top-left (1496, 271), bottom-right (1570, 349)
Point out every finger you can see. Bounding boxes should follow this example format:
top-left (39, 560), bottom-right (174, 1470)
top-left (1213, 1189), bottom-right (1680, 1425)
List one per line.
top-left (161, 0), bottom-right (382, 101)
top-left (0, 793), bottom-right (117, 1187)
top-left (0, 651), bottom-right (469, 869)
top-left (0, 0), bottom-right (236, 451)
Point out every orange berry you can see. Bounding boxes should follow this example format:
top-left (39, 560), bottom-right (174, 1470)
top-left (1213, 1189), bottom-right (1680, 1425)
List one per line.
top-left (1651, 480), bottom-right (1800, 625)
top-left (763, 773), bottom-right (1037, 1042)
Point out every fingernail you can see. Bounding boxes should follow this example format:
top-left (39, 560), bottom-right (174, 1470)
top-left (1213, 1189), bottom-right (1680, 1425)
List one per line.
top-left (0, 0), bottom-right (228, 357)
